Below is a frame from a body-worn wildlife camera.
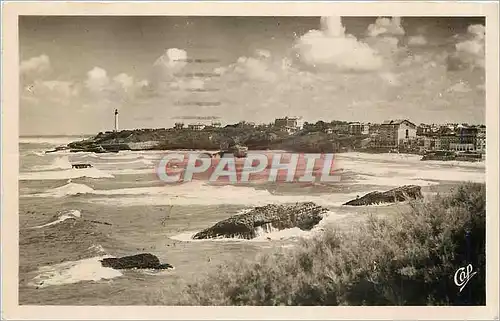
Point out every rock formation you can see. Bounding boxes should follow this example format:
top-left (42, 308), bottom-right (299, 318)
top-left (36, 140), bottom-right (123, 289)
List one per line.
top-left (100, 253), bottom-right (173, 270)
top-left (192, 202), bottom-right (328, 240)
top-left (343, 185), bottom-right (423, 206)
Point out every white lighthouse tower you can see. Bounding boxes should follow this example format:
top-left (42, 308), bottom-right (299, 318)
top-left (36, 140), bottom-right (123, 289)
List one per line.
top-left (114, 109), bottom-right (119, 132)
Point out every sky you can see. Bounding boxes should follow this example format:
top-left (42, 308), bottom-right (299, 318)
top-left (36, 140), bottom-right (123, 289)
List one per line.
top-left (19, 16), bottom-right (485, 135)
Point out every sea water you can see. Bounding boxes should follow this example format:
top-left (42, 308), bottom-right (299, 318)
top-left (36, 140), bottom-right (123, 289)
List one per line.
top-left (18, 138), bottom-right (485, 305)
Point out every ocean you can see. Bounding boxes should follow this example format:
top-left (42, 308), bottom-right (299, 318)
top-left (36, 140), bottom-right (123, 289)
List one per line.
top-left (18, 136), bottom-right (486, 305)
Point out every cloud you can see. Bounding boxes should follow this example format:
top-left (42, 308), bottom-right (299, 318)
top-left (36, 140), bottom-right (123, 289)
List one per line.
top-left (255, 49), bottom-right (271, 59)
top-left (294, 16), bottom-right (383, 71)
top-left (234, 55), bottom-right (278, 82)
top-left (216, 49), bottom-right (279, 83)
top-left (379, 72), bottom-right (400, 86)
top-left (22, 80), bottom-right (80, 106)
top-left (171, 78), bottom-right (205, 90)
top-left (85, 68), bottom-right (142, 98)
top-left (20, 54), bottom-right (51, 75)
top-left (152, 48), bottom-right (188, 82)
top-left (447, 24), bottom-right (485, 71)
top-left (154, 48), bottom-right (187, 69)
top-left (408, 35), bottom-right (428, 46)
top-left (85, 67), bottom-right (110, 93)
top-left (113, 73), bottom-right (135, 92)
top-left (366, 17), bottom-right (405, 37)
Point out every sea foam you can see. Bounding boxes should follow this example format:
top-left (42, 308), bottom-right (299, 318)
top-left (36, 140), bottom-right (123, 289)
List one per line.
top-left (19, 167), bottom-right (114, 181)
top-left (31, 209), bottom-right (82, 228)
top-left (170, 210), bottom-right (346, 243)
top-left (35, 183), bottom-right (95, 198)
top-left (32, 156), bottom-right (73, 171)
top-left (29, 256), bottom-right (122, 288)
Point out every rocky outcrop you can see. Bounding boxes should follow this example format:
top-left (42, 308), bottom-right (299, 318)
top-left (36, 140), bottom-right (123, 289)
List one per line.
top-left (192, 202), bottom-right (328, 240)
top-left (100, 253), bottom-right (173, 270)
top-left (343, 185), bottom-right (423, 206)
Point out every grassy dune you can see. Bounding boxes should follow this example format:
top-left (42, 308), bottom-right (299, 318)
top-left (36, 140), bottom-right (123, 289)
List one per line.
top-left (172, 182), bottom-right (485, 306)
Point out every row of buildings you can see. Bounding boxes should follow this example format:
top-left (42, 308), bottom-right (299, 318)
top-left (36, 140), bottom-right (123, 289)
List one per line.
top-left (354, 119), bottom-right (486, 153)
top-left (175, 121), bottom-right (222, 131)
top-left (178, 117), bottom-right (306, 132)
top-left (269, 117), bottom-right (486, 154)
top-left (173, 116), bottom-right (486, 154)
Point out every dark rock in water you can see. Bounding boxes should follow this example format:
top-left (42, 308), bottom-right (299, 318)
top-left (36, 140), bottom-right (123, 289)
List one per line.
top-left (192, 202), bottom-right (328, 240)
top-left (343, 185), bottom-right (423, 206)
top-left (100, 253), bottom-right (173, 270)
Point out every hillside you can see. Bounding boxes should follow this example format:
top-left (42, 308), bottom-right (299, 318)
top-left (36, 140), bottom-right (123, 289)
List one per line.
top-left (66, 124), bottom-right (368, 153)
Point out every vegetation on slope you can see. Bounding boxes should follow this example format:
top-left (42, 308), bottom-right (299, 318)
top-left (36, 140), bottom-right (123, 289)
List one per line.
top-left (173, 182), bottom-right (485, 306)
top-left (67, 121), bottom-right (368, 153)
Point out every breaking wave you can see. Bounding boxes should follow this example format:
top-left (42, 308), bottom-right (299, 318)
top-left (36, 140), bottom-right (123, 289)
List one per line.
top-left (170, 210), bottom-right (347, 243)
top-left (32, 156), bottom-right (73, 171)
top-left (23, 150), bottom-right (46, 157)
top-left (28, 256), bottom-right (123, 288)
top-left (19, 167), bottom-right (114, 181)
top-left (47, 181), bottom-right (361, 206)
top-left (30, 209), bottom-right (82, 228)
top-left (34, 182), bottom-right (95, 198)
top-left (27, 180), bottom-right (355, 203)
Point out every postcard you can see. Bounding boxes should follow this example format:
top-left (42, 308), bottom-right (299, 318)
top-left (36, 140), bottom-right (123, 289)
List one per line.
top-left (1, 1), bottom-right (499, 320)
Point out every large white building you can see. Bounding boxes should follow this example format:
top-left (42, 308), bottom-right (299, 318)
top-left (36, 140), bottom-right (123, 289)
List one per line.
top-left (378, 119), bottom-right (417, 148)
top-left (274, 116), bottom-right (304, 134)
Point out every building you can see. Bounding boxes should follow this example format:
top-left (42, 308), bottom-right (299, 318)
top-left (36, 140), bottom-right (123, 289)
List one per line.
top-left (417, 124), bottom-right (432, 136)
top-left (274, 116), bottom-right (304, 133)
top-left (476, 137), bottom-right (486, 153)
top-left (423, 136), bottom-right (441, 151)
top-left (450, 143), bottom-right (475, 152)
top-left (476, 125), bottom-right (486, 153)
top-left (376, 119), bottom-right (417, 148)
top-left (361, 123), bottom-right (370, 135)
top-left (188, 123), bottom-right (205, 131)
top-left (329, 123), bottom-right (349, 134)
top-left (438, 134), bottom-right (459, 150)
top-left (348, 122), bottom-right (362, 135)
top-left (456, 125), bottom-right (478, 145)
top-left (210, 121), bottom-right (222, 128)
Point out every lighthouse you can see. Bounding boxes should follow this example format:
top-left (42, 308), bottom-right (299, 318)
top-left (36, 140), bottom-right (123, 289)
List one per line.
top-left (114, 109), bottom-right (119, 132)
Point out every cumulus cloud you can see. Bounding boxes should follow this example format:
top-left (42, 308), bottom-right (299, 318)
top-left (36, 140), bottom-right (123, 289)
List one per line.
top-left (366, 17), bottom-right (405, 37)
top-left (148, 47), bottom-right (190, 90)
top-left (20, 54), bottom-right (51, 75)
top-left (113, 73), bottom-right (135, 92)
top-left (153, 48), bottom-right (188, 78)
top-left (23, 80), bottom-right (80, 106)
top-left (234, 56), bottom-right (277, 82)
top-left (217, 49), bottom-right (279, 83)
top-left (447, 24), bottom-right (485, 70)
top-left (85, 67), bottom-right (110, 93)
top-left (155, 48), bottom-right (187, 69)
top-left (294, 16), bottom-right (383, 71)
top-left (255, 49), bottom-right (271, 59)
top-left (408, 35), bottom-right (428, 46)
